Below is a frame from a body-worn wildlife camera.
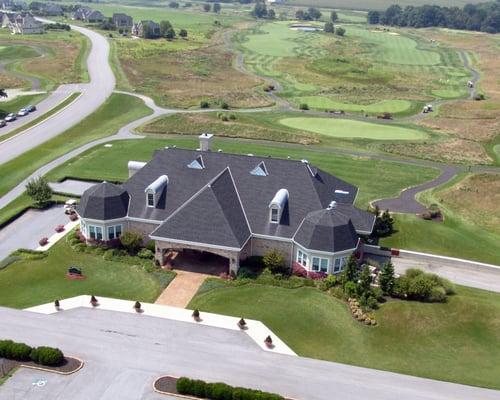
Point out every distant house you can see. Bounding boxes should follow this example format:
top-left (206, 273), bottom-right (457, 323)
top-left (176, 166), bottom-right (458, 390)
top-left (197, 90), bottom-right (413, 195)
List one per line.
top-left (132, 20), bottom-right (160, 38)
top-left (41, 4), bottom-right (63, 16)
top-left (0, 0), bottom-right (14, 10)
top-left (72, 7), bottom-right (105, 23)
top-left (4, 12), bottom-right (43, 34)
top-left (112, 13), bottom-right (132, 29)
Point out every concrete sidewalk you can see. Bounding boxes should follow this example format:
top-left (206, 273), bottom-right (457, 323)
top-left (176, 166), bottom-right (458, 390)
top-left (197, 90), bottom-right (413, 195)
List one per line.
top-left (155, 270), bottom-right (209, 308)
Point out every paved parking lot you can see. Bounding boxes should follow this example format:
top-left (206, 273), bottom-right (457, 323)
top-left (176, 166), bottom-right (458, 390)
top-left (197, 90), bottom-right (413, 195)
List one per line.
top-left (0, 205), bottom-right (69, 260)
top-left (49, 179), bottom-right (98, 196)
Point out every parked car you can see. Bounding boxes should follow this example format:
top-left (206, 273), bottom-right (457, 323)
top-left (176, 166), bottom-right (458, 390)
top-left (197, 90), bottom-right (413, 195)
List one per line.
top-left (27, 105), bottom-right (36, 112)
top-left (0, 119), bottom-right (6, 128)
top-left (64, 199), bottom-right (78, 214)
top-left (5, 113), bottom-right (16, 122)
top-left (17, 108), bottom-right (29, 117)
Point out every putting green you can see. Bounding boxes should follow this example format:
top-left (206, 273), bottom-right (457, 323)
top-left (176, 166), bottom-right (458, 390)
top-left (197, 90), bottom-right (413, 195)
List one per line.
top-left (279, 118), bottom-right (428, 140)
top-left (295, 97), bottom-right (413, 114)
top-left (432, 88), bottom-right (466, 99)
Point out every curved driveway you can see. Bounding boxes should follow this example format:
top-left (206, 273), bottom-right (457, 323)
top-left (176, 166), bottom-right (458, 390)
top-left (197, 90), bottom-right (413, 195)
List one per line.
top-left (0, 23), bottom-right (115, 165)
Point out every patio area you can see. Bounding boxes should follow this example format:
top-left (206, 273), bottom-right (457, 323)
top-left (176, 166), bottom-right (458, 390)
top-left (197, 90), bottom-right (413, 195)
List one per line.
top-left (163, 249), bottom-right (229, 276)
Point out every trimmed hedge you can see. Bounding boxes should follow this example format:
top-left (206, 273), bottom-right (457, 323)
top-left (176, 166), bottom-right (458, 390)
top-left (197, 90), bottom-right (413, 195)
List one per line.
top-left (0, 339), bottom-right (64, 366)
top-left (176, 377), bottom-right (284, 400)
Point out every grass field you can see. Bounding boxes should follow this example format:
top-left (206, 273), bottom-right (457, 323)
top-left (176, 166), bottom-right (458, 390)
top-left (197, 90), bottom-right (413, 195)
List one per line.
top-left (279, 117), bottom-right (428, 140)
top-left (236, 21), bottom-right (470, 116)
top-left (0, 93), bottom-right (151, 200)
top-left (0, 239), bottom-right (175, 309)
top-left (45, 136), bottom-right (439, 208)
top-left (381, 173), bottom-right (500, 264)
top-left (0, 30), bottom-right (89, 90)
top-left (189, 283), bottom-right (500, 390)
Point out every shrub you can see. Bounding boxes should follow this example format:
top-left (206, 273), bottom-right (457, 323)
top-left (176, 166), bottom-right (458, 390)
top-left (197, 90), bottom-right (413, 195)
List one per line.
top-left (134, 301), bottom-right (141, 310)
top-left (366, 296), bottom-right (379, 310)
top-left (343, 281), bottom-right (357, 298)
top-left (193, 379), bottom-right (207, 398)
top-left (138, 248), bottom-right (154, 259)
top-left (474, 93), bottom-right (485, 100)
top-left (192, 309), bottom-right (200, 319)
top-left (292, 262), bottom-right (307, 277)
top-left (55, 224), bottom-right (65, 233)
top-left (229, 114), bottom-right (236, 120)
top-left (200, 100), bottom-right (210, 108)
top-left (210, 382), bottom-right (232, 400)
top-left (39, 237), bottom-right (49, 246)
top-left (429, 286), bottom-right (447, 302)
top-left (7, 342), bottom-right (32, 361)
top-left (69, 213), bottom-right (78, 221)
top-left (30, 346), bottom-right (64, 366)
top-left (220, 101), bottom-right (229, 110)
top-left (299, 103), bottom-right (309, 110)
top-left (263, 250), bottom-right (286, 274)
top-left (176, 377), bottom-right (191, 394)
top-left (0, 340), bottom-right (14, 358)
top-left (120, 230), bottom-right (143, 253)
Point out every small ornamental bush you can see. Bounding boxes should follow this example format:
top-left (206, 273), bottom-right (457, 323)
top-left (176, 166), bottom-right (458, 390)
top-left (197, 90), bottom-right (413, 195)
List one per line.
top-left (176, 377), bottom-right (191, 394)
top-left (30, 346), bottom-right (64, 366)
top-left (8, 342), bottom-right (32, 361)
top-left (200, 100), bottom-right (210, 108)
top-left (299, 103), bottom-right (309, 110)
top-left (137, 248), bottom-right (154, 259)
top-left (134, 301), bottom-right (142, 310)
top-left (55, 224), bottom-right (65, 233)
top-left (263, 250), bottom-right (286, 274)
top-left (0, 340), bottom-right (14, 358)
top-left (192, 309), bottom-right (200, 320)
top-left (54, 299), bottom-right (60, 308)
top-left (39, 237), bottom-right (49, 246)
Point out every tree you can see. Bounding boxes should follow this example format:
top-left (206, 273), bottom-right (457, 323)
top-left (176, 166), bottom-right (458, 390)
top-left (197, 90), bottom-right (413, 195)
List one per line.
top-left (379, 262), bottom-right (395, 295)
top-left (367, 10), bottom-right (380, 24)
top-left (358, 265), bottom-right (372, 296)
top-left (165, 27), bottom-right (176, 39)
top-left (335, 27), bottom-right (346, 36)
top-left (252, 1), bottom-right (267, 19)
top-left (374, 209), bottom-right (394, 237)
top-left (263, 249), bottom-right (286, 274)
top-left (324, 21), bottom-right (334, 33)
top-left (213, 2), bottom-right (221, 13)
top-left (168, 1), bottom-right (179, 8)
top-left (307, 7), bottom-right (322, 20)
top-left (159, 20), bottom-right (173, 37)
top-left (330, 10), bottom-right (338, 22)
top-left (120, 230), bottom-right (143, 253)
top-left (203, 3), bottom-right (210, 12)
top-left (25, 177), bottom-right (52, 206)
top-left (342, 255), bottom-right (358, 285)
top-left (267, 9), bottom-right (275, 19)
top-left (0, 89), bottom-right (7, 98)
top-left (295, 10), bottom-right (306, 20)
top-left (179, 28), bottom-right (188, 38)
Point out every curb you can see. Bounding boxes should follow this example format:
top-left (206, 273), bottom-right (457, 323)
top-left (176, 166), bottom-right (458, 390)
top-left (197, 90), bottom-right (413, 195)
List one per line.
top-left (0, 92), bottom-right (83, 145)
top-left (19, 356), bottom-right (84, 376)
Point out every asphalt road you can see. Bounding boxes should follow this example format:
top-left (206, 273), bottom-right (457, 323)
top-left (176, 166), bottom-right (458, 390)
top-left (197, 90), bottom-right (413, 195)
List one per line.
top-left (0, 23), bottom-right (115, 165)
top-left (0, 307), bottom-right (499, 400)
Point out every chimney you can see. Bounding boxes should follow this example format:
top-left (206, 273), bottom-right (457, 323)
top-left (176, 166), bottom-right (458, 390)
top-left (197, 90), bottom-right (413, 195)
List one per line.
top-left (199, 133), bottom-right (214, 152)
top-left (128, 161), bottom-right (147, 177)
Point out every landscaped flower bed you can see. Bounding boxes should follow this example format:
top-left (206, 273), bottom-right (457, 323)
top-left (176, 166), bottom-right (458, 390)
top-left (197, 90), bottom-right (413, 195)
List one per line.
top-left (0, 339), bottom-right (83, 377)
top-left (154, 376), bottom-right (289, 400)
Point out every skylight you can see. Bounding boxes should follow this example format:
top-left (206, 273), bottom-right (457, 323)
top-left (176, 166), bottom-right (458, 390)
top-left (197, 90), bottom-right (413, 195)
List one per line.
top-left (188, 155), bottom-right (205, 169)
top-left (250, 161), bottom-right (268, 176)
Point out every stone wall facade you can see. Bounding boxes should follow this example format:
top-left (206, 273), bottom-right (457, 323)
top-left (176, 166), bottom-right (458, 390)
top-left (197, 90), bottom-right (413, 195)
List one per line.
top-left (127, 220), bottom-right (160, 244)
top-left (250, 237), bottom-right (294, 266)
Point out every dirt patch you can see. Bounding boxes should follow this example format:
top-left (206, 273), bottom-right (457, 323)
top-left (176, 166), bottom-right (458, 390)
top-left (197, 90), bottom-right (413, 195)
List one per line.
top-left (0, 73), bottom-right (25, 89)
top-left (438, 173), bottom-right (500, 233)
top-left (154, 375), bottom-right (179, 395)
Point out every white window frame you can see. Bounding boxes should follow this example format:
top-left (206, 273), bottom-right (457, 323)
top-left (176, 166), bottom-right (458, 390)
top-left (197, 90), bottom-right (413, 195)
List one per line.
top-left (107, 224), bottom-right (123, 240)
top-left (270, 206), bottom-right (279, 223)
top-left (312, 256), bottom-right (329, 273)
top-left (334, 256), bottom-right (347, 273)
top-left (89, 225), bottom-right (103, 241)
top-left (297, 249), bottom-right (308, 267)
top-left (147, 191), bottom-right (155, 207)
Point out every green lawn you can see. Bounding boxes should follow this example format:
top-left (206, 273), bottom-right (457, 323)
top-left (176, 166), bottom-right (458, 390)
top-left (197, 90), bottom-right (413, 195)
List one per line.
top-left (279, 117), bottom-right (428, 140)
top-left (381, 174), bottom-right (500, 265)
top-left (0, 239), bottom-right (174, 309)
top-left (45, 136), bottom-right (439, 208)
top-left (0, 93), bottom-right (152, 199)
top-left (293, 97), bottom-right (414, 115)
top-left (189, 283), bottom-right (500, 390)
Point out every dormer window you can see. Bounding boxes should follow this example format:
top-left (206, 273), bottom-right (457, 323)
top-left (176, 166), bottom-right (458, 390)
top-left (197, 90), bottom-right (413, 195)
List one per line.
top-left (269, 188), bottom-right (288, 224)
top-left (188, 155), bottom-right (205, 169)
top-left (147, 191), bottom-right (155, 207)
top-left (250, 161), bottom-right (268, 176)
top-left (145, 175), bottom-right (168, 208)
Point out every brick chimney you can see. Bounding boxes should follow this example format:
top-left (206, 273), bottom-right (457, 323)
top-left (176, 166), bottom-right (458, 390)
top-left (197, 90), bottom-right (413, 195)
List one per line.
top-left (199, 133), bottom-right (213, 152)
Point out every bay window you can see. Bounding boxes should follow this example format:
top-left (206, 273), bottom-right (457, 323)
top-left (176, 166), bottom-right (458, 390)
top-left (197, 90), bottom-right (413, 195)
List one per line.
top-left (107, 224), bottom-right (123, 240)
top-left (312, 257), bottom-right (329, 273)
top-left (297, 249), bottom-right (308, 267)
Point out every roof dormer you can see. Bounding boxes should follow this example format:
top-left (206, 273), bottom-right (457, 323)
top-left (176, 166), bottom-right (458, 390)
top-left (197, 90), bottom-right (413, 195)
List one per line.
top-left (269, 188), bottom-right (288, 224)
top-left (145, 175), bottom-right (168, 208)
top-left (187, 155), bottom-right (205, 169)
top-left (250, 161), bottom-right (268, 176)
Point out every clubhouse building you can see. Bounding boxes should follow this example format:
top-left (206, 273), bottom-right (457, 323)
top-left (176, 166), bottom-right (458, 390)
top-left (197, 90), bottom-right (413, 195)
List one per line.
top-left (76, 134), bottom-right (375, 275)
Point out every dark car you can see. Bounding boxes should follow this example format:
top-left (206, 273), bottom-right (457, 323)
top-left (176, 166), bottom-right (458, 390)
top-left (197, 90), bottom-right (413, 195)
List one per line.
top-left (27, 105), bottom-right (36, 112)
top-left (5, 113), bottom-right (16, 122)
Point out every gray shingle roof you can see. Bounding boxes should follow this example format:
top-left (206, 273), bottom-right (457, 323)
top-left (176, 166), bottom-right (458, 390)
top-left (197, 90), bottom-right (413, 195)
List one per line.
top-left (293, 208), bottom-right (359, 253)
top-left (151, 168), bottom-right (251, 249)
top-left (76, 182), bottom-right (129, 221)
top-left (123, 148), bottom-right (358, 239)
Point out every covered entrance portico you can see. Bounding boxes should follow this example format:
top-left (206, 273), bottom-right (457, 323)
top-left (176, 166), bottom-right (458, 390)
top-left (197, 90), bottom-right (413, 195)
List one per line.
top-left (155, 240), bottom-right (240, 275)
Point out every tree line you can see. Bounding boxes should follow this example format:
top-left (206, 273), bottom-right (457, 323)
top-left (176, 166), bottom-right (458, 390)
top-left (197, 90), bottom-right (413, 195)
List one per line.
top-left (368, 1), bottom-right (500, 33)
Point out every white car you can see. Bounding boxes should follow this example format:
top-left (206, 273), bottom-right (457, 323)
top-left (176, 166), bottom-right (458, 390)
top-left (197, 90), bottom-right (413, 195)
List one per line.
top-left (5, 113), bottom-right (16, 122)
top-left (17, 108), bottom-right (29, 117)
top-left (0, 119), bottom-right (6, 128)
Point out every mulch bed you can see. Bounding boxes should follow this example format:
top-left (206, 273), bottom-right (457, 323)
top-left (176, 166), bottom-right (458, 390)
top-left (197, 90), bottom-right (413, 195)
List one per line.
top-left (0, 357), bottom-right (83, 376)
